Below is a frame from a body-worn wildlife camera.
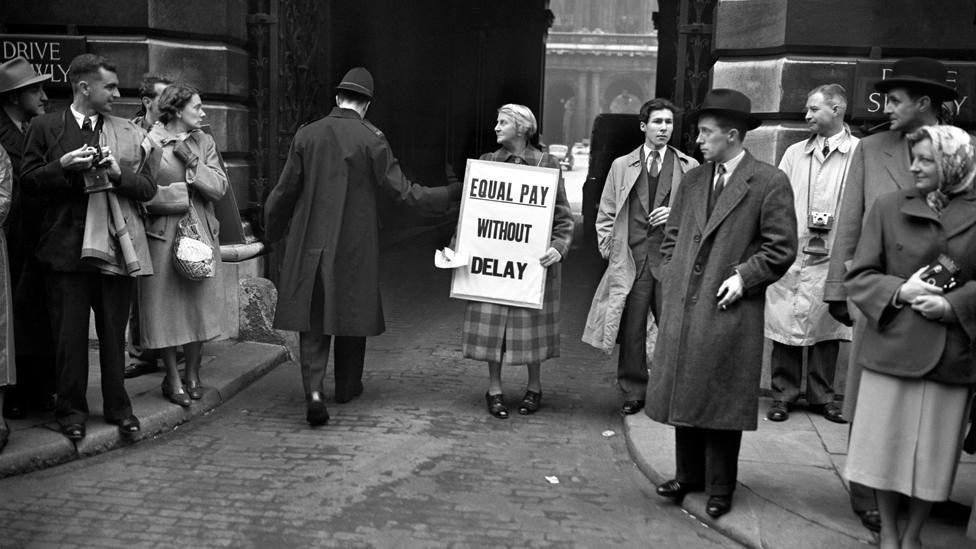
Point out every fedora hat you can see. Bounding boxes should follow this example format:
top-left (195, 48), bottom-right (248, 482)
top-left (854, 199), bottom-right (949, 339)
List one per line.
top-left (693, 88), bottom-right (761, 130)
top-left (336, 67), bottom-right (374, 99)
top-left (0, 56), bottom-right (52, 94)
top-left (874, 57), bottom-right (959, 102)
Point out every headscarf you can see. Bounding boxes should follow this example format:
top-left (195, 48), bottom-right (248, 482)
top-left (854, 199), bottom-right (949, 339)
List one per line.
top-left (909, 125), bottom-right (976, 214)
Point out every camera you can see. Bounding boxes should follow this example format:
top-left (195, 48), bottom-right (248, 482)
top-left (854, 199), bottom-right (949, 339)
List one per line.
top-left (82, 146), bottom-right (112, 194)
top-left (808, 211), bottom-right (834, 231)
top-left (919, 254), bottom-right (961, 291)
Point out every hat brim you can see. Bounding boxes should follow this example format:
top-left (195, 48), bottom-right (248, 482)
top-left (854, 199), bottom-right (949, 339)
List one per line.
top-left (692, 107), bottom-right (761, 131)
top-left (0, 72), bottom-right (53, 95)
top-left (874, 77), bottom-right (959, 101)
top-left (335, 82), bottom-right (372, 99)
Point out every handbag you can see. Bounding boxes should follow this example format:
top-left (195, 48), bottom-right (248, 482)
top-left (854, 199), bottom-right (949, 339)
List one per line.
top-left (144, 182), bottom-right (190, 215)
top-left (172, 196), bottom-right (215, 281)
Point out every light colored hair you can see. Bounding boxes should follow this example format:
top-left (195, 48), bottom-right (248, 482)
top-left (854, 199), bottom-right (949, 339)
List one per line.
top-left (498, 104), bottom-right (537, 138)
top-left (808, 83), bottom-right (848, 111)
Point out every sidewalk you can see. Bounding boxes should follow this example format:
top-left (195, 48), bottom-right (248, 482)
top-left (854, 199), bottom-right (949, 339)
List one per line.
top-left (624, 399), bottom-right (976, 548)
top-left (0, 339), bottom-right (288, 479)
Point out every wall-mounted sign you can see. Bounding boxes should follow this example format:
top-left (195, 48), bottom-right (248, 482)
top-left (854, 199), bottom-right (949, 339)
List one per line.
top-left (852, 59), bottom-right (973, 125)
top-left (0, 34), bottom-right (87, 87)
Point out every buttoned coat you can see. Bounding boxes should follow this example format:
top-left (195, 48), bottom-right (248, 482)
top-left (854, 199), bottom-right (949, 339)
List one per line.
top-left (845, 188), bottom-right (976, 385)
top-left (582, 145), bottom-right (697, 351)
top-left (645, 151), bottom-right (797, 431)
top-left (264, 107), bottom-right (458, 336)
top-left (823, 129), bottom-right (914, 418)
top-left (765, 128), bottom-right (857, 345)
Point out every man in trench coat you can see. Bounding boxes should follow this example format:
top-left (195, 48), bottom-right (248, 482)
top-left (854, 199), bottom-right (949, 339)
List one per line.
top-left (647, 89), bottom-right (797, 518)
top-left (823, 56), bottom-right (957, 533)
top-left (581, 97), bottom-right (697, 415)
top-left (264, 67), bottom-right (461, 426)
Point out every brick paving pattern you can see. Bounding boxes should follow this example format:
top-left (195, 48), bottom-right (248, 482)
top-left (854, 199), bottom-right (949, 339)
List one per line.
top-left (0, 233), bottom-right (738, 548)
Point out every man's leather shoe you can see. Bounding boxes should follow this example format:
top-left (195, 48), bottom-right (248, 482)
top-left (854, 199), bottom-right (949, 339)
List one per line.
top-left (706, 495), bottom-right (732, 518)
top-left (856, 509), bottom-right (881, 533)
top-left (810, 402), bottom-right (847, 424)
top-left (307, 392), bottom-right (329, 426)
top-left (335, 382), bottom-right (364, 404)
top-left (766, 400), bottom-right (789, 422)
top-left (124, 360), bottom-right (158, 379)
top-left (114, 415), bottom-right (141, 435)
top-left (656, 479), bottom-right (703, 501)
top-left (62, 423), bottom-right (86, 441)
top-left (620, 400), bottom-right (645, 415)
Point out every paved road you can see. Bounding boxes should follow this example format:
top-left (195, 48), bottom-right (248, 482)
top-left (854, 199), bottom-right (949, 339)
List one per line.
top-left (0, 235), bottom-right (738, 549)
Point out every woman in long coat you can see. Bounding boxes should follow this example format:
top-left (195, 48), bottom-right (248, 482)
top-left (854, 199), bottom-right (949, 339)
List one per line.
top-left (463, 104), bottom-right (574, 419)
top-left (0, 144), bottom-right (15, 452)
top-left (844, 125), bottom-right (976, 549)
top-left (139, 84), bottom-right (227, 407)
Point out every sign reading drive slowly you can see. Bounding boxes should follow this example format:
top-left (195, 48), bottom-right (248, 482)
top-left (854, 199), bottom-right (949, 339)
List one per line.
top-left (443, 159), bottom-right (559, 309)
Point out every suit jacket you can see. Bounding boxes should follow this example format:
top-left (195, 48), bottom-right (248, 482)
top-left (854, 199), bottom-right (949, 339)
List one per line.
top-left (824, 130), bottom-right (912, 301)
top-left (21, 110), bottom-right (157, 272)
top-left (845, 188), bottom-right (976, 385)
top-left (264, 107), bottom-right (460, 335)
top-left (645, 151), bottom-right (797, 431)
top-left (582, 144), bottom-right (698, 351)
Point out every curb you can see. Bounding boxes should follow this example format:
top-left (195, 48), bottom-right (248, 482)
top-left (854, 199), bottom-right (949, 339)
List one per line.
top-left (0, 340), bottom-right (288, 479)
top-left (623, 414), bottom-right (871, 549)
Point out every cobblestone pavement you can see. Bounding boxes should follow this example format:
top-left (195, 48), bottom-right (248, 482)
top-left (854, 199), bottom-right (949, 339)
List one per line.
top-left (0, 233), bottom-right (738, 549)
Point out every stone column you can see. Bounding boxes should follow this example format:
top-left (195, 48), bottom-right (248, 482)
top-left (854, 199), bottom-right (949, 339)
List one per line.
top-left (575, 70), bottom-right (589, 142)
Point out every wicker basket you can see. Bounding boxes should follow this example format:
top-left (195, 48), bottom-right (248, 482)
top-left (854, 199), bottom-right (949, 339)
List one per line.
top-left (172, 208), bottom-right (215, 281)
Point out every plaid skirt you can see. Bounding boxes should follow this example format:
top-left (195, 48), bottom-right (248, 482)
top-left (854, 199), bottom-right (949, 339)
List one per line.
top-left (462, 263), bottom-right (561, 365)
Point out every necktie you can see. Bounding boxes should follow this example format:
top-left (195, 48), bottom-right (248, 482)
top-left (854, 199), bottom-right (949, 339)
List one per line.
top-left (81, 117), bottom-right (94, 141)
top-left (20, 120), bottom-right (29, 135)
top-left (822, 141), bottom-right (830, 158)
top-left (648, 150), bottom-right (660, 178)
top-left (708, 164), bottom-right (727, 217)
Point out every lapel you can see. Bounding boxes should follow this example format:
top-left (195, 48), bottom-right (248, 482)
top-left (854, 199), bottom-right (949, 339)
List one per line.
top-left (100, 115), bottom-right (119, 152)
top-left (942, 191), bottom-right (976, 239)
top-left (899, 191), bottom-right (940, 223)
top-left (702, 152), bottom-right (754, 238)
top-left (690, 168), bottom-right (710, 233)
top-left (619, 147), bottom-right (642, 204)
top-left (653, 147), bottom-right (675, 209)
top-left (881, 132), bottom-right (912, 190)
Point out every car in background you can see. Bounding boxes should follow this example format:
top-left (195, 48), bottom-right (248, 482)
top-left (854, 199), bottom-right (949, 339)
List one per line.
top-left (547, 144), bottom-right (574, 171)
top-left (571, 141), bottom-right (589, 156)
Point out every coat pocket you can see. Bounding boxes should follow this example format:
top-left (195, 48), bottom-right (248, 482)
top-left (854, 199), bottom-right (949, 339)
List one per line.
top-left (144, 216), bottom-right (170, 241)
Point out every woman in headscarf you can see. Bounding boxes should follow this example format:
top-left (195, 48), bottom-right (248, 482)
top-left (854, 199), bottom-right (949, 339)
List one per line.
top-left (844, 125), bottom-right (976, 549)
top-left (139, 84), bottom-right (227, 407)
top-left (463, 104), bottom-right (574, 419)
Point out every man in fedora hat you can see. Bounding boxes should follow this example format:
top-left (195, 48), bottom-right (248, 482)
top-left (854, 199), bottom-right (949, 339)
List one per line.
top-left (0, 56), bottom-right (55, 420)
top-left (824, 56), bottom-right (959, 533)
top-left (647, 88), bottom-right (797, 518)
top-left (265, 66), bottom-right (461, 427)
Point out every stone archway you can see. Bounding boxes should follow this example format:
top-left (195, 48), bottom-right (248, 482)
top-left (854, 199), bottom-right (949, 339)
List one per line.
top-left (603, 76), bottom-right (647, 114)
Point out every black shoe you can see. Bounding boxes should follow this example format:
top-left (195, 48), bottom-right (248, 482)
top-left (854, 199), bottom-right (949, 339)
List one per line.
top-left (2, 394), bottom-right (25, 419)
top-left (186, 378), bottom-right (204, 401)
top-left (810, 402), bottom-right (847, 424)
top-left (766, 400), bottom-right (789, 422)
top-left (706, 495), bottom-right (732, 518)
top-left (306, 392), bottom-right (329, 426)
top-left (518, 390), bottom-right (542, 415)
top-left (485, 392), bottom-right (508, 419)
top-left (124, 360), bottom-right (158, 379)
top-left (335, 382), bottom-right (364, 404)
top-left (656, 479), bottom-right (703, 501)
top-left (113, 415), bottom-right (141, 435)
top-left (856, 509), bottom-right (881, 533)
top-left (620, 400), bottom-right (645, 415)
top-left (62, 422), bottom-right (86, 441)
top-left (162, 381), bottom-right (191, 408)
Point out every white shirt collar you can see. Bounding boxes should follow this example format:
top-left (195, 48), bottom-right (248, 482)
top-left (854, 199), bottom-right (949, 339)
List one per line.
top-left (69, 104), bottom-right (99, 130)
top-left (643, 143), bottom-right (666, 170)
top-left (716, 149), bottom-right (746, 181)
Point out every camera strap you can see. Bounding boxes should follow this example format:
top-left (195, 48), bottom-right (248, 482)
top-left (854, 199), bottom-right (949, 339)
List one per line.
top-left (805, 140), bottom-right (852, 220)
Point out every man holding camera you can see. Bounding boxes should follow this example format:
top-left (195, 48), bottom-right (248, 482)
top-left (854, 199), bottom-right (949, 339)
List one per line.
top-left (21, 54), bottom-right (156, 441)
top-left (764, 84), bottom-right (857, 425)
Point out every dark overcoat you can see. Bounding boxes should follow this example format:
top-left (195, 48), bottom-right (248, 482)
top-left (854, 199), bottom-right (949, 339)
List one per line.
top-left (264, 107), bottom-right (459, 336)
top-left (845, 188), bottom-right (976, 386)
top-left (645, 151), bottom-right (797, 431)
